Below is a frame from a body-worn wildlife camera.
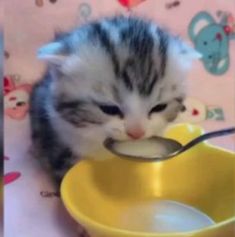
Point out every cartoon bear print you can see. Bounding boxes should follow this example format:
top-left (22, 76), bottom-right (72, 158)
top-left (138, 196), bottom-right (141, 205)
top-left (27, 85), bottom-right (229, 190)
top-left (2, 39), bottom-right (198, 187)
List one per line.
top-left (188, 11), bottom-right (235, 75)
top-left (175, 97), bottom-right (207, 123)
top-left (175, 97), bottom-right (225, 123)
top-left (4, 76), bottom-right (32, 120)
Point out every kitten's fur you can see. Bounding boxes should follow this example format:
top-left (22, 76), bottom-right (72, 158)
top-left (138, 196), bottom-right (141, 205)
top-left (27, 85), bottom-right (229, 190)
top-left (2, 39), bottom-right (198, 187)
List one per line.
top-left (30, 16), bottom-right (200, 185)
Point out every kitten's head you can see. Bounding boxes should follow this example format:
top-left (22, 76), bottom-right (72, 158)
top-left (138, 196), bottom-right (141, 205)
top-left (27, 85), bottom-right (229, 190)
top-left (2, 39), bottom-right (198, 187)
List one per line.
top-left (38, 16), bottom-right (200, 142)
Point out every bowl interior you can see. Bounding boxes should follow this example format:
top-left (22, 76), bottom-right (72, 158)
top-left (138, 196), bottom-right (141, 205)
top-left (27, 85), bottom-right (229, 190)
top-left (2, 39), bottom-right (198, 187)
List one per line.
top-left (61, 124), bottom-right (235, 236)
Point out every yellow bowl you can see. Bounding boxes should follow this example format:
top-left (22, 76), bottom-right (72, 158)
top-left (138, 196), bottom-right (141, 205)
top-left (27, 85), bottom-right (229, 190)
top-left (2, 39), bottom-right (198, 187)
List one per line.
top-left (61, 124), bottom-right (235, 237)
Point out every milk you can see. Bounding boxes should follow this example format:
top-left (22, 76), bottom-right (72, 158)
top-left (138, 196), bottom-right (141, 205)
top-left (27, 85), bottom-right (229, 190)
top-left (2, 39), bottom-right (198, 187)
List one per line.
top-left (119, 200), bottom-right (215, 233)
top-left (114, 139), bottom-right (168, 158)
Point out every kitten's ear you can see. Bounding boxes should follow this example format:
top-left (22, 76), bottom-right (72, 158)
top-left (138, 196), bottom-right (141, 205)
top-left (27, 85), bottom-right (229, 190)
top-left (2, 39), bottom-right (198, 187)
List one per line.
top-left (171, 38), bottom-right (202, 70)
top-left (37, 42), bottom-right (68, 65)
top-left (179, 42), bottom-right (202, 60)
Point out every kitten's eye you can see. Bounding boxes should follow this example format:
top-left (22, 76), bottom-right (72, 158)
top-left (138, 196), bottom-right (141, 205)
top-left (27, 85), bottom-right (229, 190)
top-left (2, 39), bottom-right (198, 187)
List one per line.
top-left (150, 103), bottom-right (168, 114)
top-left (99, 105), bottom-right (123, 118)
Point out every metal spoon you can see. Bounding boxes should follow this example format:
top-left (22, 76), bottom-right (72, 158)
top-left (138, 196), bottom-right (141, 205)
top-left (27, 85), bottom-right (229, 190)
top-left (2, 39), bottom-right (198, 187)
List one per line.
top-left (104, 127), bottom-right (235, 162)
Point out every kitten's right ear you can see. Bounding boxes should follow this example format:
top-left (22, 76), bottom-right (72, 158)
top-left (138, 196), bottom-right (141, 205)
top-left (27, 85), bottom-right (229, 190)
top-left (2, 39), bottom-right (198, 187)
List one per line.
top-left (37, 42), bottom-right (68, 66)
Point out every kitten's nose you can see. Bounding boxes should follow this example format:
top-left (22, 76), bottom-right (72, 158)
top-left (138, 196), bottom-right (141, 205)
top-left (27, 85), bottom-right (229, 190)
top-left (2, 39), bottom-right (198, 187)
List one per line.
top-left (126, 128), bottom-right (145, 140)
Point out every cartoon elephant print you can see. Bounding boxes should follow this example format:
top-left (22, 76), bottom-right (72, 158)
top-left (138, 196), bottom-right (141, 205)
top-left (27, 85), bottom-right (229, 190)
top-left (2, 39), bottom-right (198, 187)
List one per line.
top-left (188, 11), bottom-right (235, 75)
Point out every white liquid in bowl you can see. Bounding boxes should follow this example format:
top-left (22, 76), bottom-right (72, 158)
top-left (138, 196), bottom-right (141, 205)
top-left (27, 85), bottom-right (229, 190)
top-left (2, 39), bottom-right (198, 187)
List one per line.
top-left (119, 200), bottom-right (215, 233)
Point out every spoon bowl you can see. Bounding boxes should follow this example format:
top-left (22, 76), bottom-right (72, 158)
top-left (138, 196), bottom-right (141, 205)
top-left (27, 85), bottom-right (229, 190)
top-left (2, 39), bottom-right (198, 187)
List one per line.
top-left (104, 127), bottom-right (235, 161)
top-left (104, 137), bottom-right (182, 161)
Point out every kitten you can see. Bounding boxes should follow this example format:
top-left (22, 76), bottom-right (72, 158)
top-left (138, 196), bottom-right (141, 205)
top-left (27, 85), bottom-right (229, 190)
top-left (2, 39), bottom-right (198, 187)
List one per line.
top-left (30, 16), bottom-right (200, 186)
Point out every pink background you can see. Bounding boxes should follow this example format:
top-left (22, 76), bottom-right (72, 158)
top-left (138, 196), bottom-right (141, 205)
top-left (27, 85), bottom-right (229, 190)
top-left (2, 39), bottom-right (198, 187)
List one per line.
top-left (3, 0), bottom-right (235, 237)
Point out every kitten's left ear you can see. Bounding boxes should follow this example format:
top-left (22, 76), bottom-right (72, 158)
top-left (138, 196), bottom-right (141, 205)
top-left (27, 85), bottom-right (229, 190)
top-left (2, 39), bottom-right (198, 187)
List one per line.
top-left (179, 42), bottom-right (202, 60)
top-left (170, 38), bottom-right (202, 70)
top-left (37, 42), bottom-right (68, 66)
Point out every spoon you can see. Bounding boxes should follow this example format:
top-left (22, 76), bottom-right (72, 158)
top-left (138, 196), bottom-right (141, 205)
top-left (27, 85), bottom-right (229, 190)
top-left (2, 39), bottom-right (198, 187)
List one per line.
top-left (104, 127), bottom-right (235, 162)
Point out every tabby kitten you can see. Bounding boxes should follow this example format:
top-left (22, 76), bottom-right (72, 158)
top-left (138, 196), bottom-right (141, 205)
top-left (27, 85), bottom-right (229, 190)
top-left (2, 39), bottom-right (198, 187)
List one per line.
top-left (30, 16), bottom-right (200, 185)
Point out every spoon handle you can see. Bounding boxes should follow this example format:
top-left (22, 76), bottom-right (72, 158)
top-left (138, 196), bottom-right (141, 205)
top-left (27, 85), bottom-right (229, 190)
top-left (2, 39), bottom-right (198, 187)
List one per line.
top-left (179, 127), bottom-right (235, 153)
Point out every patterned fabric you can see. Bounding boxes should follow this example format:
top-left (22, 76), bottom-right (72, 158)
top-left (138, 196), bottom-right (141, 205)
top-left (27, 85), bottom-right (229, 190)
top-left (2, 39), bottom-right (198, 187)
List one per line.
top-left (4, 1), bottom-right (235, 236)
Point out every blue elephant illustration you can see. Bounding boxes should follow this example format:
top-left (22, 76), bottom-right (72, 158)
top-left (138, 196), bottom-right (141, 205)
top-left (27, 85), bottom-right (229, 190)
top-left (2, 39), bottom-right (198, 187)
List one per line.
top-left (188, 11), bottom-right (235, 75)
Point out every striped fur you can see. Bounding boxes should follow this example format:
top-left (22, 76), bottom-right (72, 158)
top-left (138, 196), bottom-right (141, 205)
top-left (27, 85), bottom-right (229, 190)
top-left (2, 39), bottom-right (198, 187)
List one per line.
top-left (30, 16), bottom-right (199, 186)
